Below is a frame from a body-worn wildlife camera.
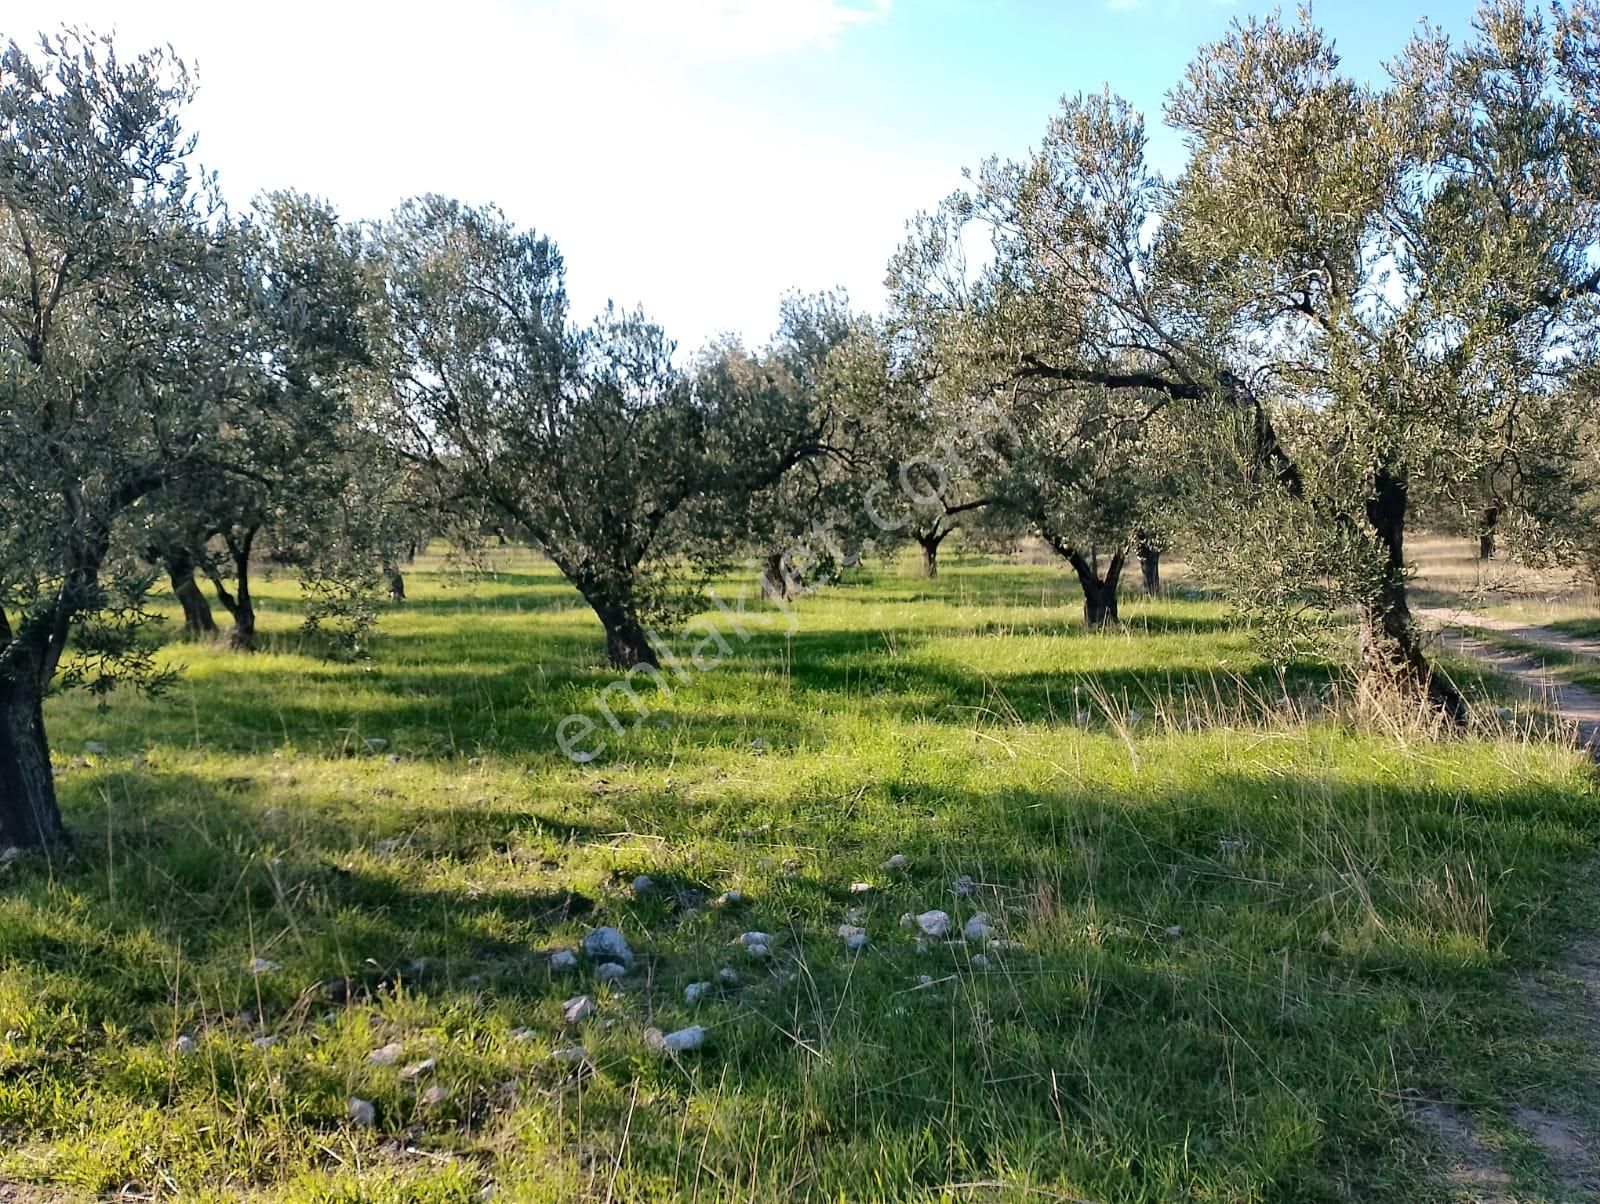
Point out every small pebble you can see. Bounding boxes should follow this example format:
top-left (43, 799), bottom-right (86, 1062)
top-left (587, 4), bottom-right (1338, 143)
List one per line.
top-left (915, 910), bottom-right (952, 938)
top-left (595, 963), bottom-right (627, 981)
top-left (249, 957), bottom-right (280, 974)
top-left (550, 1045), bottom-right (588, 1064)
top-left (717, 968), bottom-right (739, 985)
top-left (838, 924), bottom-right (868, 951)
top-left (880, 853), bottom-right (908, 871)
top-left (420, 1084), bottom-right (449, 1106)
top-left (971, 953), bottom-right (991, 970)
top-left (564, 996), bottom-right (595, 1024)
top-left (685, 981), bottom-right (712, 1004)
top-left (963, 913), bottom-right (995, 943)
top-left (582, 926), bottom-right (634, 967)
top-left (952, 875), bottom-right (976, 898)
top-left (740, 931), bottom-right (772, 948)
top-left (252, 1036), bottom-right (277, 1050)
top-left (632, 874), bottom-right (654, 895)
top-left (716, 889), bottom-right (744, 906)
top-left (348, 1097), bottom-right (376, 1127)
top-left (549, 949), bottom-right (578, 971)
top-left (175, 1035), bottom-right (197, 1055)
top-left (400, 1057), bottom-right (437, 1080)
top-left (363, 738), bottom-right (388, 752)
top-left (662, 1025), bottom-right (706, 1053)
top-left (849, 881), bottom-right (873, 894)
top-left (367, 1042), bottom-right (404, 1066)
top-left (509, 1027), bottom-right (536, 1042)
top-left (1164, 925), bottom-right (1183, 939)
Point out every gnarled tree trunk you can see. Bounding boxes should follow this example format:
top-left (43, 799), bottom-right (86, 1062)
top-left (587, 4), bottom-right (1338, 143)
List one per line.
top-left (1365, 467), bottom-right (1467, 722)
top-left (204, 526), bottom-right (259, 652)
top-left (1137, 540), bottom-right (1162, 596)
top-left (1478, 505), bottom-right (1500, 561)
top-left (917, 531), bottom-right (946, 579)
top-left (164, 546), bottom-right (217, 636)
top-left (0, 610), bottom-right (66, 850)
top-left (386, 563), bottom-right (406, 603)
top-left (761, 550), bottom-right (790, 601)
top-left (597, 603), bottom-right (657, 669)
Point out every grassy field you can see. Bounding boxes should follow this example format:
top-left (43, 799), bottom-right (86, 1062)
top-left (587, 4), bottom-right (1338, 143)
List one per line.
top-left (3, 551), bottom-right (1599, 1202)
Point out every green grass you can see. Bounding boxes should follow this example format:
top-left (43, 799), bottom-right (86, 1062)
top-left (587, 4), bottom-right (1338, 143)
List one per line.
top-left (3, 552), bottom-right (1599, 1202)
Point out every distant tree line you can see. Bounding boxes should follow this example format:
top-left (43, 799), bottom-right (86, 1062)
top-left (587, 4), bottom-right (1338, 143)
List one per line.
top-left (5, 4), bottom-right (1600, 844)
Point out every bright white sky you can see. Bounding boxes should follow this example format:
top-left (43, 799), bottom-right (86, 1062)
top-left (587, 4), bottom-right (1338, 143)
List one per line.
top-left (1, 0), bottom-right (1476, 351)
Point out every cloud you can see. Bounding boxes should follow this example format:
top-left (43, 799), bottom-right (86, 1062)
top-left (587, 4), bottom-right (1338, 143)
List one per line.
top-left (582, 0), bottom-right (891, 59)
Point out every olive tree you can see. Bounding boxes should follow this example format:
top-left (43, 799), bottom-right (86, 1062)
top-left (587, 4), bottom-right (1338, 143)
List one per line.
top-left (374, 198), bottom-right (828, 668)
top-left (896, 3), bottom-right (1600, 712)
top-left (0, 33), bottom-right (246, 845)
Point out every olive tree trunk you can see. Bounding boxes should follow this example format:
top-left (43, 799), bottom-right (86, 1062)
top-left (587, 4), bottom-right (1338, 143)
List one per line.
top-left (1478, 505), bottom-right (1500, 561)
top-left (0, 617), bottom-right (66, 849)
top-left (203, 526), bottom-right (259, 652)
top-left (1364, 467), bottom-right (1467, 722)
top-left (761, 550), bottom-right (790, 601)
top-left (917, 531), bottom-right (946, 579)
top-left (1064, 547), bottom-right (1125, 628)
top-left (165, 547), bottom-right (217, 636)
top-left (1137, 541), bottom-right (1162, 596)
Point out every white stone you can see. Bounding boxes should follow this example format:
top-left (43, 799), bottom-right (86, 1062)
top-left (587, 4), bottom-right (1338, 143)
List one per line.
top-left (662, 1025), bottom-right (706, 1053)
top-left (881, 853), bottom-right (908, 871)
top-left (367, 1042), bottom-right (404, 1066)
top-left (550, 1045), bottom-right (588, 1064)
top-left (915, 910), bottom-right (952, 938)
top-left (716, 890), bottom-right (744, 906)
top-left (746, 943), bottom-right (771, 958)
top-left (549, 949), bottom-right (578, 971)
top-left (739, 931), bottom-right (772, 948)
top-left (632, 875), bottom-right (654, 895)
top-left (420, 1085), bottom-right (449, 1106)
top-left (849, 882), bottom-right (873, 894)
top-left (251, 1036), bottom-right (277, 1050)
top-left (685, 981), bottom-right (712, 1004)
top-left (971, 954), bottom-right (991, 970)
top-left (717, 968), bottom-right (739, 985)
top-left (400, 1057), bottom-right (437, 1080)
top-left (918, 975), bottom-right (934, 987)
top-left (509, 1027), bottom-right (537, 1042)
top-left (1164, 925), bottom-right (1183, 939)
top-left (838, 924), bottom-right (868, 951)
top-left (175, 1034), bottom-right (197, 1054)
top-left (348, 1097), bottom-right (376, 1127)
top-left (564, 995), bottom-right (595, 1024)
top-left (595, 963), bottom-right (628, 981)
top-left (583, 926), bottom-right (634, 967)
top-left (845, 907), bottom-right (866, 925)
top-left (84, 740), bottom-right (108, 755)
top-left (249, 957), bottom-right (280, 974)
top-left (951, 875), bottom-right (976, 898)
top-left (363, 738), bottom-right (388, 752)
top-left (1497, 706), bottom-right (1515, 721)
top-left (962, 914), bottom-right (995, 943)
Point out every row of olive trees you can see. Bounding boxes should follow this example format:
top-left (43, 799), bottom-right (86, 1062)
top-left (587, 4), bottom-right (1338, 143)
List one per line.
top-left (884, 1), bottom-right (1600, 715)
top-left (0, 32), bottom-right (865, 847)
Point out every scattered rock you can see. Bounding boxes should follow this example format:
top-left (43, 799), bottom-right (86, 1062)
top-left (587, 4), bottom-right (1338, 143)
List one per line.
top-left (84, 740), bottom-right (108, 755)
top-left (952, 875), bottom-right (976, 897)
top-left (716, 889), bottom-right (744, 906)
top-left (550, 1045), bottom-right (588, 1064)
top-left (971, 953), bottom-right (991, 970)
top-left (881, 853), bottom-right (909, 871)
top-left (914, 910), bottom-right (952, 938)
top-left (740, 931), bottom-right (773, 948)
top-left (564, 996), bottom-right (595, 1024)
top-left (750, 737), bottom-right (766, 753)
top-left (367, 1042), bottom-right (405, 1066)
top-left (838, 924), bottom-right (868, 951)
top-left (363, 738), bottom-right (388, 752)
top-left (400, 1057), bottom-right (437, 1081)
top-left (509, 1027), bottom-right (536, 1042)
top-left (717, 968), bottom-right (740, 985)
top-left (745, 942), bottom-right (772, 958)
top-left (348, 1097), bottom-right (376, 1127)
top-left (385, 754), bottom-right (401, 765)
top-left (549, 949), bottom-right (578, 971)
top-left (174, 1034), bottom-right (197, 1055)
top-left (249, 957), bottom-right (281, 975)
top-left (1496, 705), bottom-right (1515, 721)
top-left (632, 874), bottom-right (654, 895)
top-left (849, 881), bottom-right (873, 894)
top-left (845, 906), bottom-right (866, 925)
top-left (684, 981), bottom-right (712, 1004)
top-left (595, 962), bottom-right (627, 981)
top-left (251, 1036), bottom-right (277, 1050)
top-left (467, 756), bottom-right (484, 766)
top-left (1164, 925), bottom-right (1183, 939)
top-left (915, 938), bottom-right (929, 954)
top-left (374, 837), bottom-right (402, 856)
top-left (962, 913), bottom-right (995, 942)
top-left (420, 1084), bottom-right (449, 1106)
top-left (583, 926), bottom-right (634, 967)
top-left (918, 974), bottom-right (934, 987)
top-left (0, 846), bottom-right (21, 865)
top-left (662, 1025), bottom-right (706, 1053)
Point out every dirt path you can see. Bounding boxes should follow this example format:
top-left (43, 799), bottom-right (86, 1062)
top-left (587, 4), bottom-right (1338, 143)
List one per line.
top-left (1418, 606), bottom-right (1600, 752)
top-left (1412, 606), bottom-right (1600, 1198)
